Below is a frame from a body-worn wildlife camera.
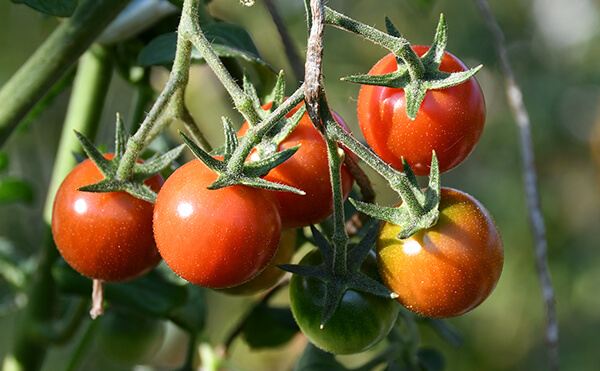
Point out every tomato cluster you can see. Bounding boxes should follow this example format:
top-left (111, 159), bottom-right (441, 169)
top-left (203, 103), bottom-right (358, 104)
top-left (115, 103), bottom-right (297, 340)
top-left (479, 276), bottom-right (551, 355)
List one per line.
top-left (50, 44), bottom-right (502, 358)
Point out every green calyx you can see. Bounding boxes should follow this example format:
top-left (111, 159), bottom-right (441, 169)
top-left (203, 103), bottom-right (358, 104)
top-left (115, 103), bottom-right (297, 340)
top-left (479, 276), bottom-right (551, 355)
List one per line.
top-left (341, 14), bottom-right (482, 120)
top-left (350, 156), bottom-right (441, 239)
top-left (75, 114), bottom-right (184, 203)
top-left (280, 224), bottom-right (397, 328)
top-left (181, 72), bottom-right (308, 194)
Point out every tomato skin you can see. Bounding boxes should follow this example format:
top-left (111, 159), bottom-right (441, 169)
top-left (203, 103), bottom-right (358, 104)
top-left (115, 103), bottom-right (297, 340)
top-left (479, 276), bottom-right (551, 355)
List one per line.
top-left (152, 159), bottom-right (282, 289)
top-left (357, 47), bottom-right (486, 175)
top-left (238, 103), bottom-right (355, 228)
top-left (51, 155), bottom-right (163, 282)
top-left (377, 187), bottom-right (503, 319)
top-left (289, 249), bottom-right (400, 355)
top-left (220, 228), bottom-right (296, 295)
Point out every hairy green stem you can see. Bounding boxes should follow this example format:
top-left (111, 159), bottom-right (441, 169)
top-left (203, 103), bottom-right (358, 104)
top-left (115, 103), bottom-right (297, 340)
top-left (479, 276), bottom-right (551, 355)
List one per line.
top-left (325, 123), bottom-right (424, 217)
top-left (0, 0), bottom-right (132, 148)
top-left (227, 85), bottom-right (305, 172)
top-left (322, 109), bottom-right (349, 276)
top-left (116, 20), bottom-right (194, 181)
top-left (183, 0), bottom-right (262, 130)
top-left (323, 6), bottom-right (425, 81)
top-left (43, 45), bottom-right (113, 224)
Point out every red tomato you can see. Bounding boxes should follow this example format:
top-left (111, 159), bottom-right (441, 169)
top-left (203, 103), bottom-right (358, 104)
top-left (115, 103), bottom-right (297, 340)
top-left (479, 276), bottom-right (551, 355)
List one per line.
top-left (357, 47), bottom-right (486, 175)
top-left (152, 159), bottom-right (282, 289)
top-left (51, 155), bottom-right (163, 282)
top-left (238, 102), bottom-right (355, 228)
top-left (220, 228), bottom-right (297, 295)
top-left (377, 187), bottom-right (503, 318)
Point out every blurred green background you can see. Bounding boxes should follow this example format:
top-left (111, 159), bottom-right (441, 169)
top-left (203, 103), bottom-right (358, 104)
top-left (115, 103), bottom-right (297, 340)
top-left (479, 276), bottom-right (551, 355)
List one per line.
top-left (1, 0), bottom-right (600, 370)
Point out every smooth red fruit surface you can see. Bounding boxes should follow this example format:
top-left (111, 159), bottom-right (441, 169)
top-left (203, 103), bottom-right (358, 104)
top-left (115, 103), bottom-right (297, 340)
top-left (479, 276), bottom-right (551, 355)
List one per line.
top-left (51, 155), bottom-right (163, 282)
top-left (377, 187), bottom-right (503, 318)
top-left (358, 47), bottom-right (486, 175)
top-left (152, 159), bottom-right (282, 289)
top-left (220, 228), bottom-right (297, 296)
top-left (238, 102), bottom-right (355, 228)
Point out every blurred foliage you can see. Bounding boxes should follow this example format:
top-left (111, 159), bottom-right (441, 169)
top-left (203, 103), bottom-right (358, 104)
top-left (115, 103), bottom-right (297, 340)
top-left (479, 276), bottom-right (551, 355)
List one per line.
top-left (1, 0), bottom-right (600, 370)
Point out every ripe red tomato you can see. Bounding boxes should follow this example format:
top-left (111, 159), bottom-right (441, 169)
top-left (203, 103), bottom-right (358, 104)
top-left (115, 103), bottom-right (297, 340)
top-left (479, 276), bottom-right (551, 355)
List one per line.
top-left (377, 187), bottom-right (503, 318)
top-left (220, 228), bottom-right (297, 295)
top-left (238, 102), bottom-right (355, 228)
top-left (51, 155), bottom-right (163, 282)
top-left (289, 249), bottom-right (400, 354)
top-left (357, 47), bottom-right (486, 175)
top-left (152, 159), bottom-right (282, 289)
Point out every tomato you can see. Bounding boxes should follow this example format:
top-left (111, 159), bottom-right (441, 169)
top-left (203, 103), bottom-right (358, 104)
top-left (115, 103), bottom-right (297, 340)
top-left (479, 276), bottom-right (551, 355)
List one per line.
top-left (152, 159), bottom-right (282, 289)
top-left (289, 249), bottom-right (400, 355)
top-left (238, 102), bottom-right (355, 228)
top-left (98, 309), bottom-right (166, 365)
top-left (51, 155), bottom-right (163, 282)
top-left (377, 187), bottom-right (503, 318)
top-left (357, 47), bottom-right (486, 175)
top-left (221, 228), bottom-right (297, 295)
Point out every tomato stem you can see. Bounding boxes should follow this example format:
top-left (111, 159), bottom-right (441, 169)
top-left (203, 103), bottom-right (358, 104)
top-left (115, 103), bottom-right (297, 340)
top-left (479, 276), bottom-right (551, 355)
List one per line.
top-left (184, 0), bottom-right (263, 128)
top-left (0, 0), bottom-right (133, 148)
top-left (43, 45), bottom-right (113, 224)
top-left (323, 6), bottom-right (425, 80)
top-left (325, 123), bottom-right (425, 217)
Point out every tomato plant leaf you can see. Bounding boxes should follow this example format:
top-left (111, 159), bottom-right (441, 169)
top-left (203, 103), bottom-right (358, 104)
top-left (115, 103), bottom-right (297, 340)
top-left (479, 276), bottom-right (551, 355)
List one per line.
top-left (417, 348), bottom-right (446, 371)
top-left (241, 303), bottom-right (299, 349)
top-left (295, 343), bottom-right (348, 371)
top-left (167, 284), bottom-right (207, 333)
top-left (423, 318), bottom-right (463, 348)
top-left (0, 152), bottom-right (9, 173)
top-left (11, 0), bottom-right (77, 17)
top-left (53, 260), bottom-right (187, 317)
top-left (0, 177), bottom-right (34, 205)
top-left (138, 23), bottom-right (273, 69)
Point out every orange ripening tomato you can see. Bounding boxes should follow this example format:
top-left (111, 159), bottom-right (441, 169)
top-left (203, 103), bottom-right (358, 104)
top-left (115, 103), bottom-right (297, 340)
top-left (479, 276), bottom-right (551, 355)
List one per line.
top-left (377, 187), bottom-right (503, 318)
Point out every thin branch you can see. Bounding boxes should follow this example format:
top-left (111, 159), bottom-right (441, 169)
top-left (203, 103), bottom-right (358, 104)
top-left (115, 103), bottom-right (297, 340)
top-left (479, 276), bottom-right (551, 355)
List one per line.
top-left (304, 0), bottom-right (326, 130)
top-left (262, 0), bottom-right (305, 82)
top-left (476, 1), bottom-right (559, 370)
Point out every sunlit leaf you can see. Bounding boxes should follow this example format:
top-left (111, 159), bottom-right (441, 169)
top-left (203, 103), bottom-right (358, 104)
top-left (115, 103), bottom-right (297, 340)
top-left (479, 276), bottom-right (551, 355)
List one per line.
top-left (0, 177), bottom-right (34, 205)
top-left (11, 0), bottom-right (77, 17)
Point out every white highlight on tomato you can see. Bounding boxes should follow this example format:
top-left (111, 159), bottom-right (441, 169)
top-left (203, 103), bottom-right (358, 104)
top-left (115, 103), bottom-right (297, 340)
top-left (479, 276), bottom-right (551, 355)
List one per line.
top-left (74, 199), bottom-right (88, 214)
top-left (177, 202), bottom-right (194, 218)
top-left (402, 239), bottom-right (422, 255)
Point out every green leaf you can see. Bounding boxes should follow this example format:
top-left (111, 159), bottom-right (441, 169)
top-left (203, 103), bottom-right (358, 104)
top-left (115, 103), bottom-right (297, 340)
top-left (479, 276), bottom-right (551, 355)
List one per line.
top-left (423, 318), bottom-right (463, 348)
top-left (241, 303), bottom-right (299, 349)
top-left (0, 152), bottom-right (8, 173)
top-left (295, 343), bottom-right (348, 371)
top-left (138, 23), bottom-right (271, 68)
top-left (11, 0), bottom-right (77, 17)
top-left (52, 261), bottom-right (188, 317)
top-left (167, 284), bottom-right (207, 333)
top-left (0, 176), bottom-right (34, 204)
top-left (417, 347), bottom-right (446, 371)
